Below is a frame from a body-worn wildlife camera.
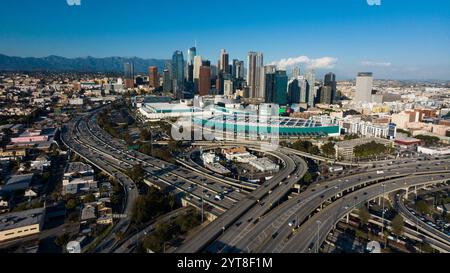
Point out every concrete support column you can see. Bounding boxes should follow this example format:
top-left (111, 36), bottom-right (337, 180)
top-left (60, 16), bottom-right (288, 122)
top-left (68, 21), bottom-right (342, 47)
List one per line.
top-left (405, 187), bottom-right (409, 199)
top-left (346, 214), bottom-right (349, 224)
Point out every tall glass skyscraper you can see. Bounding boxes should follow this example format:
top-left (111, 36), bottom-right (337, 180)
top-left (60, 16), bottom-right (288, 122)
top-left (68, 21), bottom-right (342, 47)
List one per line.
top-left (274, 70), bottom-right (288, 105)
top-left (324, 72), bottom-right (337, 103)
top-left (123, 62), bottom-right (135, 89)
top-left (305, 70), bottom-right (316, 107)
top-left (187, 47), bottom-right (196, 66)
top-left (265, 70), bottom-right (288, 105)
top-left (171, 50), bottom-right (185, 98)
top-left (288, 78), bottom-right (301, 103)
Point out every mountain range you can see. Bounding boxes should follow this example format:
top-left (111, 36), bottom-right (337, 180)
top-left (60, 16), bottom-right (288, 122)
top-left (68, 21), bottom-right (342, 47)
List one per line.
top-left (0, 54), bottom-right (169, 73)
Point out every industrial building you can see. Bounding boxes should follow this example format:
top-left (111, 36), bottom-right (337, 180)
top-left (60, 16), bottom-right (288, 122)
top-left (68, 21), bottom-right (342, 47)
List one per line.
top-left (0, 208), bottom-right (45, 242)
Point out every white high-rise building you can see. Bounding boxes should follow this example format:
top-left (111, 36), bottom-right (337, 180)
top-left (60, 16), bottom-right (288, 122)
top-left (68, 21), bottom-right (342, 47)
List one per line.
top-left (355, 72), bottom-right (374, 103)
top-left (193, 56), bottom-right (203, 80)
top-left (292, 66), bottom-right (301, 79)
top-left (224, 80), bottom-right (233, 96)
top-left (247, 52), bottom-right (264, 99)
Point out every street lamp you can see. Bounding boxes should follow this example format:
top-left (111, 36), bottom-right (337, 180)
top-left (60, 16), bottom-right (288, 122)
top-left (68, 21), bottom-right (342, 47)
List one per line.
top-left (316, 220), bottom-right (322, 253)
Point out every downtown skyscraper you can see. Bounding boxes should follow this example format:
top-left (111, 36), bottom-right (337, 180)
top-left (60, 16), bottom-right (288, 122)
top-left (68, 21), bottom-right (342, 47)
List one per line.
top-left (305, 69), bottom-right (316, 107)
top-left (124, 62), bottom-right (135, 89)
top-left (171, 50), bottom-right (185, 98)
top-left (324, 72), bottom-right (337, 103)
top-left (232, 59), bottom-right (245, 80)
top-left (148, 66), bottom-right (159, 88)
top-left (187, 46), bottom-right (197, 83)
top-left (247, 52), bottom-right (264, 99)
top-left (187, 47), bottom-right (197, 66)
top-left (219, 49), bottom-right (230, 74)
top-left (355, 72), bottom-right (374, 103)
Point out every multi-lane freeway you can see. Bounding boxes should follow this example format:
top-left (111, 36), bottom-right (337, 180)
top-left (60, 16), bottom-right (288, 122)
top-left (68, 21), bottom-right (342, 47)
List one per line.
top-left (279, 173), bottom-right (450, 253)
top-left (63, 106), bottom-right (450, 254)
top-left (394, 189), bottom-right (450, 247)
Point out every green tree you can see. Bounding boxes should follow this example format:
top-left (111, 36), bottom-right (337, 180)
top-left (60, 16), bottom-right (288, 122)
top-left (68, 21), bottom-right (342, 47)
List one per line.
top-left (123, 132), bottom-right (134, 146)
top-left (391, 214), bottom-right (404, 238)
top-left (419, 243), bottom-right (434, 253)
top-left (321, 142), bottom-right (336, 158)
top-left (302, 172), bottom-right (313, 184)
top-left (354, 141), bottom-right (391, 159)
top-left (292, 140), bottom-right (320, 155)
top-left (128, 164), bottom-right (145, 184)
top-left (115, 231), bottom-right (125, 242)
top-left (359, 206), bottom-right (371, 227)
top-left (139, 143), bottom-right (152, 156)
top-left (55, 233), bottom-right (70, 247)
top-left (83, 194), bottom-right (96, 203)
top-left (415, 200), bottom-right (430, 215)
top-left (140, 129), bottom-right (151, 141)
top-left (66, 199), bottom-right (78, 210)
top-left (168, 193), bottom-right (177, 210)
top-left (415, 135), bottom-right (440, 146)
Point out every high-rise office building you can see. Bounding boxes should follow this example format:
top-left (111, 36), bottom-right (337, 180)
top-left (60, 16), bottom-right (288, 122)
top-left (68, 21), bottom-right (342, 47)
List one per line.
top-left (187, 47), bottom-right (197, 83)
top-left (162, 69), bottom-right (172, 92)
top-left (224, 80), bottom-right (233, 96)
top-left (305, 70), bottom-right (316, 107)
top-left (264, 72), bottom-right (276, 103)
top-left (260, 65), bottom-right (276, 101)
top-left (355, 72), bottom-right (374, 103)
top-left (171, 50), bottom-right (185, 98)
top-left (199, 66), bottom-right (211, 96)
top-left (124, 62), bottom-right (135, 89)
top-left (299, 77), bottom-right (308, 103)
top-left (265, 70), bottom-right (288, 105)
top-left (232, 59), bottom-right (245, 79)
top-left (288, 78), bottom-right (301, 104)
top-left (317, 86), bottom-right (333, 104)
top-left (219, 49), bottom-right (230, 74)
top-left (324, 72), bottom-right (337, 103)
top-left (247, 52), bottom-right (264, 99)
top-left (193, 56), bottom-right (203, 80)
top-left (292, 66), bottom-right (301, 79)
top-left (216, 73), bottom-right (224, 95)
top-left (187, 47), bottom-right (197, 66)
top-left (148, 66), bottom-right (159, 88)
top-left (274, 70), bottom-right (288, 105)
top-left (193, 55), bottom-right (203, 93)
top-left (210, 65), bottom-right (218, 81)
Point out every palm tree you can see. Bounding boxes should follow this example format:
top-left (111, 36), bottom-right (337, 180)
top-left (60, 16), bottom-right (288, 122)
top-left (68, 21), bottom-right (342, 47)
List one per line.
top-left (168, 193), bottom-right (176, 210)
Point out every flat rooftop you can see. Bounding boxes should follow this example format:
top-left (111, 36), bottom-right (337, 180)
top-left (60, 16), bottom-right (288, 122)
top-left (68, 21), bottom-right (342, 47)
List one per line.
top-left (143, 103), bottom-right (194, 113)
top-left (6, 173), bottom-right (34, 185)
top-left (65, 162), bottom-right (93, 175)
top-left (0, 208), bottom-right (45, 231)
top-left (336, 137), bottom-right (392, 148)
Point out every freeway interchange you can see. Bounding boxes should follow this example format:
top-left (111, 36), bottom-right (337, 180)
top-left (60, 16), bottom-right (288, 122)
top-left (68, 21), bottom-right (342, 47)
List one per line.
top-left (63, 106), bottom-right (450, 253)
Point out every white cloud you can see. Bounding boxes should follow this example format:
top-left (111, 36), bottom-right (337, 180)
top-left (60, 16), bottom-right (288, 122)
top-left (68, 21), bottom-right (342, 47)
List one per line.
top-left (361, 61), bottom-right (392, 67)
top-left (270, 56), bottom-right (338, 70)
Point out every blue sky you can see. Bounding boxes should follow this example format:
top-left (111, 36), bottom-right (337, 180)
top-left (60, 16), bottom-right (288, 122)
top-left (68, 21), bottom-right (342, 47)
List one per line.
top-left (0, 0), bottom-right (449, 80)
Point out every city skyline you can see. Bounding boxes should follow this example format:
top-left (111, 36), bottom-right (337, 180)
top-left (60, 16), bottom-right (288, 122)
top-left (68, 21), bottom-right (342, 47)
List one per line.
top-left (0, 0), bottom-right (449, 80)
